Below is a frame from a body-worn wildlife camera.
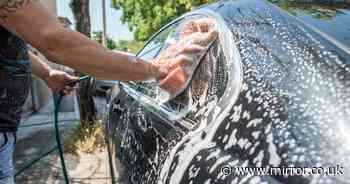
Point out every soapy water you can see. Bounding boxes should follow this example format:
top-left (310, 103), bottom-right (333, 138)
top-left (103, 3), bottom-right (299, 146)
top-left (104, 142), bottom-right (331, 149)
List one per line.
top-left (158, 3), bottom-right (350, 183)
top-left (156, 29), bottom-right (218, 100)
top-left (110, 1), bottom-right (350, 183)
top-left (155, 19), bottom-right (219, 103)
top-left (127, 16), bottom-right (219, 105)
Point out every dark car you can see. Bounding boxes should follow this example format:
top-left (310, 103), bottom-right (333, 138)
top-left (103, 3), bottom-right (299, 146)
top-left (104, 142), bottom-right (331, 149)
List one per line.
top-left (105, 0), bottom-right (350, 183)
top-left (93, 79), bottom-right (119, 95)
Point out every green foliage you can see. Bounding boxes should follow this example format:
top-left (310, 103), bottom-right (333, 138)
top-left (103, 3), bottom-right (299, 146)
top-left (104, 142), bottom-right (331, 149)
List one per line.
top-left (92, 31), bottom-right (117, 50)
top-left (111, 0), bottom-right (216, 41)
top-left (92, 31), bottom-right (144, 53)
top-left (115, 40), bottom-right (145, 54)
top-left (269, 0), bottom-right (348, 20)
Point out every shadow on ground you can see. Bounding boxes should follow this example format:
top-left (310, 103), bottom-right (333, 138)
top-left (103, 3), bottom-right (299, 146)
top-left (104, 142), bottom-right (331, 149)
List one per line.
top-left (14, 128), bottom-right (111, 184)
top-left (14, 96), bottom-right (111, 184)
top-left (14, 128), bottom-right (77, 183)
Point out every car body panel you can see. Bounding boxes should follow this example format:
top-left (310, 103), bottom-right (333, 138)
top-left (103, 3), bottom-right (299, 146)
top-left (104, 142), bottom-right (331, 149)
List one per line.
top-left (94, 80), bottom-right (119, 94)
top-left (106, 0), bottom-right (350, 183)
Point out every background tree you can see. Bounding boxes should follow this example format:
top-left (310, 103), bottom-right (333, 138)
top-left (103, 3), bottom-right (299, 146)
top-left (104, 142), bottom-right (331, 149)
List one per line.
top-left (70, 0), bottom-right (97, 126)
top-left (92, 31), bottom-right (144, 54)
top-left (92, 31), bottom-right (117, 50)
top-left (114, 39), bottom-right (145, 53)
top-left (111, 0), bottom-right (216, 41)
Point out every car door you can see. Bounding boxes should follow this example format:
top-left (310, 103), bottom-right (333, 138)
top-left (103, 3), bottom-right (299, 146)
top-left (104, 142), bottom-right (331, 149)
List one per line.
top-left (106, 11), bottom-right (242, 184)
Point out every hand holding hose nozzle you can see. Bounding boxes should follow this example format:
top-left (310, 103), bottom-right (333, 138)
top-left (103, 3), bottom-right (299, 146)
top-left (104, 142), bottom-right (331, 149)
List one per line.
top-left (54, 75), bottom-right (92, 98)
top-left (43, 69), bottom-right (79, 95)
top-left (66, 75), bottom-right (92, 87)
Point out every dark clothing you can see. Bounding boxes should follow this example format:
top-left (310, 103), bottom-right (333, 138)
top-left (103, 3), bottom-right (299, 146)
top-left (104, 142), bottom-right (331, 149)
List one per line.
top-left (0, 26), bottom-right (31, 132)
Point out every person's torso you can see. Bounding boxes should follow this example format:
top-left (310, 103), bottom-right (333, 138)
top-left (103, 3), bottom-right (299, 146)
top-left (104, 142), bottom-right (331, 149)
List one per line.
top-left (0, 26), bottom-right (31, 132)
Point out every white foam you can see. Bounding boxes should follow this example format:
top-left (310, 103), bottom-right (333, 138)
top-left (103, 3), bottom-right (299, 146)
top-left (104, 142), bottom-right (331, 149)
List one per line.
top-left (266, 133), bottom-right (281, 167)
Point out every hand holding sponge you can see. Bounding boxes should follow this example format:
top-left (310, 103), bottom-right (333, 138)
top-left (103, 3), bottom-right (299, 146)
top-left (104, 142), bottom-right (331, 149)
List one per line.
top-left (154, 19), bottom-right (218, 97)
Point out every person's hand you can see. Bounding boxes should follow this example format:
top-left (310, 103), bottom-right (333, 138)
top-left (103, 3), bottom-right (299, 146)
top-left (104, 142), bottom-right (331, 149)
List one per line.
top-left (44, 69), bottom-right (79, 94)
top-left (156, 30), bottom-right (218, 64)
top-left (152, 53), bottom-right (195, 81)
top-left (153, 30), bottom-right (218, 96)
top-left (180, 18), bottom-right (217, 38)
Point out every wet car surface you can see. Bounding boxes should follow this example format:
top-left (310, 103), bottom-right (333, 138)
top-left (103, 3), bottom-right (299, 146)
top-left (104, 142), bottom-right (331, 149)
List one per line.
top-left (106, 0), bottom-right (350, 183)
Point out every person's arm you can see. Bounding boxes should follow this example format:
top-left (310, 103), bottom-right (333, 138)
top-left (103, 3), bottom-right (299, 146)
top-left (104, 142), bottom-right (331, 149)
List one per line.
top-left (0, 0), bottom-right (178, 81)
top-left (29, 50), bottom-right (77, 93)
top-left (29, 50), bottom-right (51, 81)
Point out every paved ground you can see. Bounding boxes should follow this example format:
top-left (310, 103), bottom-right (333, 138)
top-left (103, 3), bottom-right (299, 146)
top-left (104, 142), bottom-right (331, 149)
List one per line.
top-left (14, 96), bottom-right (112, 184)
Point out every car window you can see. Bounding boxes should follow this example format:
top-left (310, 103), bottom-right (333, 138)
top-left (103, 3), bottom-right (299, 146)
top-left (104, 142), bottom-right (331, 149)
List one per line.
top-left (162, 39), bottom-right (229, 122)
top-left (126, 15), bottom-right (220, 117)
top-left (136, 20), bottom-right (183, 61)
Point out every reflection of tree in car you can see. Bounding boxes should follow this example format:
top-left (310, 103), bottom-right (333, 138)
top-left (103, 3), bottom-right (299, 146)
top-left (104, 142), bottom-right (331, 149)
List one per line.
top-left (270, 0), bottom-right (350, 20)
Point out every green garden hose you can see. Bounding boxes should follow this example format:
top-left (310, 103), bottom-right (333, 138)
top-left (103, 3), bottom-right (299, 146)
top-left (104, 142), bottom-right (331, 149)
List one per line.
top-left (14, 145), bottom-right (58, 178)
top-left (53, 91), bottom-right (70, 183)
top-left (15, 75), bottom-right (92, 184)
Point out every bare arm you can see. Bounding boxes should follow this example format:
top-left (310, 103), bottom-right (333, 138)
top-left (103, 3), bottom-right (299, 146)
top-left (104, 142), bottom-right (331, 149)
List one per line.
top-left (0, 0), bottom-right (164, 81)
top-left (28, 50), bottom-right (51, 80)
top-left (29, 50), bottom-right (78, 93)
